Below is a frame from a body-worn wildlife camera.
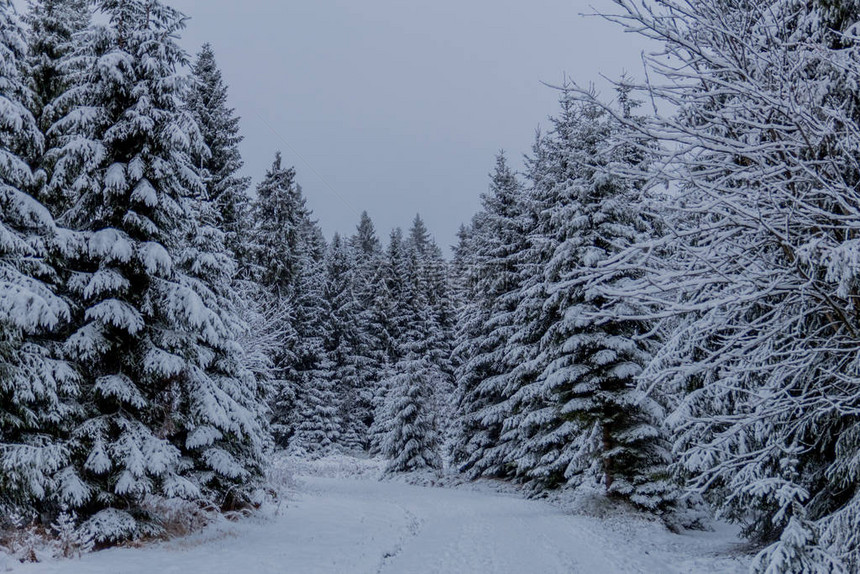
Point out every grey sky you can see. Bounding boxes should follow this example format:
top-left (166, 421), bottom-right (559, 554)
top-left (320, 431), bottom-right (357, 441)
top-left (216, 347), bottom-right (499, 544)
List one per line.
top-left (27, 0), bottom-right (654, 251)
top-left (166, 0), bottom-right (655, 251)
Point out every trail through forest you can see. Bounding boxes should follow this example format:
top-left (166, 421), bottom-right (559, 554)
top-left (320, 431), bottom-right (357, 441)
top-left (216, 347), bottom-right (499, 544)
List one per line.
top-left (5, 459), bottom-right (750, 574)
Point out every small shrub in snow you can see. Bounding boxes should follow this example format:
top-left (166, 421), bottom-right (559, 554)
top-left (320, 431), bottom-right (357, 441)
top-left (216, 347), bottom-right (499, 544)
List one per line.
top-left (141, 496), bottom-right (218, 540)
top-left (752, 516), bottom-right (846, 574)
top-left (51, 508), bottom-right (93, 558)
top-left (81, 509), bottom-right (140, 546)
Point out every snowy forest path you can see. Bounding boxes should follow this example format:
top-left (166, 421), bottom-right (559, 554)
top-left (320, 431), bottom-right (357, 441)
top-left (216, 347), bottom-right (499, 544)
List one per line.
top-left (6, 472), bottom-right (749, 574)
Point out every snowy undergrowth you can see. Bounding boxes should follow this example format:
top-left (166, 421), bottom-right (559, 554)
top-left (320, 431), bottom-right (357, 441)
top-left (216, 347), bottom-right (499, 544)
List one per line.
top-left (280, 451), bottom-right (386, 481)
top-left (0, 500), bottom-right (262, 571)
top-left (0, 453), bottom-right (335, 570)
top-left (0, 454), bottom-right (296, 571)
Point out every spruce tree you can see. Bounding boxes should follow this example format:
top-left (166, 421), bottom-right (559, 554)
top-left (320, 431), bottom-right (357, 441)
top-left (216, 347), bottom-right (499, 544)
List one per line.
top-left (178, 157), bottom-right (268, 510)
top-left (528, 93), bottom-right (674, 509)
top-left (185, 43), bottom-right (250, 260)
top-left (450, 223), bottom-right (475, 308)
top-left (0, 0), bottom-right (81, 520)
top-left (25, 0), bottom-right (90, 135)
top-left (244, 152), bottom-right (311, 445)
top-left (380, 351), bottom-right (442, 473)
top-left (289, 241), bottom-right (341, 455)
top-left (450, 152), bottom-right (528, 478)
top-left (323, 233), bottom-right (366, 450)
top-left (367, 228), bottom-right (408, 454)
top-left (349, 211), bottom-right (385, 446)
top-left (245, 152), bottom-right (305, 292)
top-left (350, 211), bottom-right (381, 262)
top-left (498, 129), bottom-right (556, 482)
top-left (406, 213), bottom-right (430, 257)
top-left (46, 0), bottom-right (265, 541)
top-left (406, 215), bottom-right (456, 442)
top-left (382, 227), bottom-right (409, 353)
top-left (28, 0), bottom-right (91, 217)
top-left (379, 251), bottom-right (442, 473)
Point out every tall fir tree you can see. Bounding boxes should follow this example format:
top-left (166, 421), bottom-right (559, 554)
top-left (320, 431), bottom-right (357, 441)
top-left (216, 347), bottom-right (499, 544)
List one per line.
top-left (379, 350), bottom-right (442, 473)
top-left (450, 152), bottom-right (528, 478)
top-left (323, 233), bottom-right (366, 450)
top-left (30, 0), bottom-right (93, 218)
top-left (382, 227), bottom-right (409, 354)
top-left (379, 247), bottom-right (442, 473)
top-left (244, 152), bottom-right (311, 445)
top-left (450, 223), bottom-right (475, 309)
top-left (349, 211), bottom-right (385, 446)
top-left (0, 0), bottom-right (81, 521)
top-left (245, 152), bottom-right (306, 293)
top-left (289, 238), bottom-right (341, 455)
top-left (185, 43), bottom-right (250, 261)
top-left (350, 210), bottom-right (381, 262)
top-left (46, 0), bottom-right (265, 541)
top-left (367, 228), bottom-right (408, 454)
top-left (406, 215), bottom-right (456, 439)
top-left (497, 129), bottom-right (557, 482)
top-left (25, 0), bottom-right (90, 135)
top-left (526, 92), bottom-right (674, 509)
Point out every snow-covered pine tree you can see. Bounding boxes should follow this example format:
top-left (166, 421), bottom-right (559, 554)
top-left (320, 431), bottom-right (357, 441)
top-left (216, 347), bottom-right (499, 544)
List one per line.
top-left (446, 222), bottom-right (477, 457)
top-left (365, 288), bottom-right (396, 455)
top-left (449, 223), bottom-right (475, 309)
top-left (603, 0), bottom-right (860, 568)
top-left (497, 128), bottom-right (557, 483)
top-left (0, 0), bottom-right (82, 521)
top-left (403, 214), bottom-right (456, 441)
top-left (406, 213), bottom-right (430, 257)
top-left (379, 351), bottom-right (442, 474)
top-left (379, 248), bottom-right (442, 473)
top-left (25, 0), bottom-right (91, 215)
top-left (348, 211), bottom-right (385, 447)
top-left (290, 343), bottom-right (339, 456)
top-left (523, 90), bottom-right (674, 510)
top-left (450, 152), bottom-right (528, 479)
top-left (421, 233), bottom-right (455, 377)
top-left (245, 152), bottom-right (306, 292)
top-left (289, 238), bottom-right (342, 456)
top-left (351, 211), bottom-right (381, 264)
top-left (183, 45), bottom-right (280, 449)
top-left (350, 216), bottom-right (381, 338)
top-left (506, 93), bottom-right (601, 489)
top-left (46, 0), bottom-right (265, 541)
top-left (177, 152), bottom-right (268, 512)
top-left (367, 228), bottom-right (408, 454)
top-left (381, 227), bottom-right (409, 356)
top-left (243, 152), bottom-right (312, 445)
top-left (185, 43), bottom-right (250, 261)
top-left (324, 233), bottom-right (367, 450)
top-left (25, 0), bottom-right (90, 135)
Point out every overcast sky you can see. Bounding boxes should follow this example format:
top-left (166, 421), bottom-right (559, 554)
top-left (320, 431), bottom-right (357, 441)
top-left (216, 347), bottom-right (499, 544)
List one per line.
top-left (27, 0), bottom-right (654, 251)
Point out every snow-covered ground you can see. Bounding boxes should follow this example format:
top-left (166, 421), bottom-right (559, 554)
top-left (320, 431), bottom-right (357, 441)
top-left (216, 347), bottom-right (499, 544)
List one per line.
top-left (2, 457), bottom-right (751, 574)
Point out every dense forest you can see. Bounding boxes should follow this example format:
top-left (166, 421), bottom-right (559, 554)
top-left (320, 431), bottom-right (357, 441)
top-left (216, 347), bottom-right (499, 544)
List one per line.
top-left (2, 0), bottom-right (860, 572)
